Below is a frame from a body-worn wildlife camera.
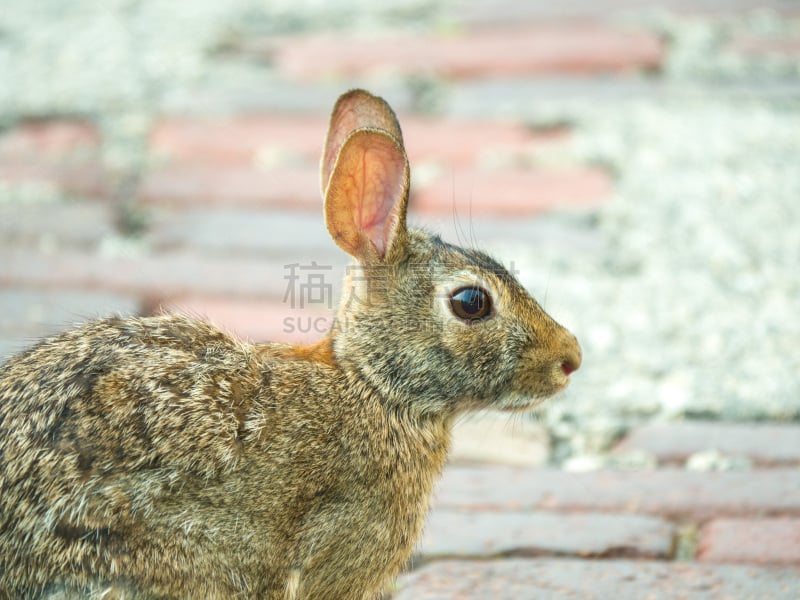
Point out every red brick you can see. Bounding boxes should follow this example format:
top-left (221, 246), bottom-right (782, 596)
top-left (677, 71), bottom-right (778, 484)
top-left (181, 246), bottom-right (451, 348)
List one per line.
top-left (139, 164), bottom-right (320, 209)
top-left (149, 115), bottom-right (327, 166)
top-left (140, 163), bottom-right (609, 215)
top-left (395, 558), bottom-right (800, 599)
top-left (149, 115), bottom-right (565, 168)
top-left (152, 296), bottom-right (335, 345)
top-left (433, 466), bottom-right (800, 520)
top-left (145, 116), bottom-right (578, 214)
top-left (0, 120), bottom-right (107, 198)
top-left (403, 119), bottom-right (568, 167)
top-left (270, 26), bottom-right (664, 80)
top-left (419, 510), bottom-right (673, 560)
top-left (698, 518), bottom-right (800, 566)
top-left (0, 119), bottom-right (101, 162)
top-left (614, 422), bottom-right (800, 467)
top-left (412, 167), bottom-right (611, 216)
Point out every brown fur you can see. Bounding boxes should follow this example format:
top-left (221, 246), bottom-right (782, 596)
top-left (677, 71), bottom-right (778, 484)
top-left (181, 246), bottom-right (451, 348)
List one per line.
top-left (0, 90), bottom-right (580, 599)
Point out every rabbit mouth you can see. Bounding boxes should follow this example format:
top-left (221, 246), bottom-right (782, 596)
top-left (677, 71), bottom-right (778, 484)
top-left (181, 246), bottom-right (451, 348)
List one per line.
top-left (494, 391), bottom-right (551, 412)
top-left (495, 374), bottom-right (572, 411)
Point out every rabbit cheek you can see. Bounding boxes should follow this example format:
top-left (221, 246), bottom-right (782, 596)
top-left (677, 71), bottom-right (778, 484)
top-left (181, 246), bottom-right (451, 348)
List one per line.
top-left (437, 321), bottom-right (512, 404)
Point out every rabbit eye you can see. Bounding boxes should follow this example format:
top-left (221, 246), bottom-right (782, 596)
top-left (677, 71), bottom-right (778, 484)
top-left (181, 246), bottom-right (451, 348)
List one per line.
top-left (449, 287), bottom-right (492, 322)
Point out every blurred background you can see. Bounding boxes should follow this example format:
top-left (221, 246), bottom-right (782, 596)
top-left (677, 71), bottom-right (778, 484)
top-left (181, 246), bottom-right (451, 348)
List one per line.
top-left (1, 0), bottom-right (799, 466)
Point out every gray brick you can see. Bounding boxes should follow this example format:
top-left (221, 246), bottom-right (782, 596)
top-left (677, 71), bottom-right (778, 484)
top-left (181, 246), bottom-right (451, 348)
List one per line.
top-left (0, 289), bottom-right (140, 336)
top-left (395, 559), bottom-right (800, 600)
top-left (614, 422), bottom-right (800, 466)
top-left (418, 510), bottom-right (674, 560)
top-left (0, 288), bottom-right (141, 364)
top-left (446, 78), bottom-right (800, 119)
top-left (0, 201), bottom-right (117, 250)
top-left (158, 72), bottom-right (416, 117)
top-left (0, 337), bottom-right (36, 364)
top-left (146, 208), bottom-right (333, 256)
top-left (452, 0), bottom-right (800, 27)
top-left (434, 466), bottom-right (800, 519)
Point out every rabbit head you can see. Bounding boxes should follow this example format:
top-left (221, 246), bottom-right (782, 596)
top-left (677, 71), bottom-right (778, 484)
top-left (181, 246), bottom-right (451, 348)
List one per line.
top-left (321, 90), bottom-right (581, 418)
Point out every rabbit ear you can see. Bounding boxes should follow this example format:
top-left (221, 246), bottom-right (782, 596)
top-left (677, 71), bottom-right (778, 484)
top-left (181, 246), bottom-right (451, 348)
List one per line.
top-left (321, 89), bottom-right (404, 197)
top-left (324, 128), bottom-right (409, 264)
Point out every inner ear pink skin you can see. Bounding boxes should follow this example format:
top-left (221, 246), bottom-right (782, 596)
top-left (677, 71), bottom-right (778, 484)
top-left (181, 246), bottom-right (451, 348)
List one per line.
top-left (350, 147), bottom-right (406, 257)
top-left (325, 130), bottom-right (408, 262)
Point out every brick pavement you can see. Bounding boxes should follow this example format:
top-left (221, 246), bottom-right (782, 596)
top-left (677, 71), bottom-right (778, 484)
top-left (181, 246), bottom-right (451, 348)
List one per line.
top-left (398, 423), bottom-right (800, 596)
top-left (396, 559), bottom-right (800, 599)
top-left (1, 1), bottom-right (799, 597)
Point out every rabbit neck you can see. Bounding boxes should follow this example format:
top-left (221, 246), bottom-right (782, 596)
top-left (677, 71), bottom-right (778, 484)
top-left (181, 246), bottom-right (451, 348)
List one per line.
top-left (331, 332), bottom-right (457, 420)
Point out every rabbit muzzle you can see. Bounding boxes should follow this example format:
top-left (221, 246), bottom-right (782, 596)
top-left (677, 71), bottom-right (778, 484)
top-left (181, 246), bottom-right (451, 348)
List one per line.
top-left (499, 324), bottom-right (582, 411)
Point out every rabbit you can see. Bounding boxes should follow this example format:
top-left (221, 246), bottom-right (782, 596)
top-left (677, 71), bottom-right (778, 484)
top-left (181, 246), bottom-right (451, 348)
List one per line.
top-left (0, 89), bottom-right (581, 600)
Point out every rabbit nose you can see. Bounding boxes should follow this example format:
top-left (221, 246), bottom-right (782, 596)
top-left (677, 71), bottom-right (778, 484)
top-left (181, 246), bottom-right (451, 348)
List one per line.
top-left (560, 337), bottom-right (582, 376)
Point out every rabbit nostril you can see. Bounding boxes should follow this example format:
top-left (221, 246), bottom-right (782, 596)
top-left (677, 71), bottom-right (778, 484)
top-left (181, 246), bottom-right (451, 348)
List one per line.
top-left (561, 340), bottom-right (582, 377)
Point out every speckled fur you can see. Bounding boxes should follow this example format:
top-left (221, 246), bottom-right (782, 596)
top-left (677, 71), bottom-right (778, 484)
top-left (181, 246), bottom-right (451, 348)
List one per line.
top-left (0, 90), bottom-right (580, 599)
